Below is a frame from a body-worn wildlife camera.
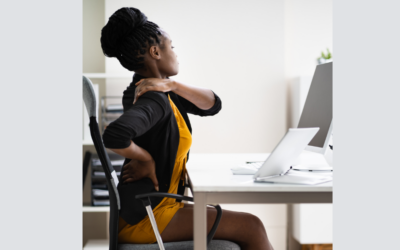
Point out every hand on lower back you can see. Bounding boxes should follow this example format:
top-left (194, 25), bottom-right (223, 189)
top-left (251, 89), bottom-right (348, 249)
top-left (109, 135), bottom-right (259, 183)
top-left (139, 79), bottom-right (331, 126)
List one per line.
top-left (121, 158), bottom-right (159, 191)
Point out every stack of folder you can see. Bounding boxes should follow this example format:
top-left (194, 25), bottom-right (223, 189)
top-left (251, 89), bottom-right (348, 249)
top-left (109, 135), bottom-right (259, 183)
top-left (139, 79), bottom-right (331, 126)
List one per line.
top-left (91, 153), bottom-right (124, 206)
top-left (100, 97), bottom-right (124, 134)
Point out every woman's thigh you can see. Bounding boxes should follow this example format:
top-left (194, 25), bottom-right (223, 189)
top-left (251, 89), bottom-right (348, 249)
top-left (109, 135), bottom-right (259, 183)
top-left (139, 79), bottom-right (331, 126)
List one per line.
top-left (160, 203), bottom-right (273, 249)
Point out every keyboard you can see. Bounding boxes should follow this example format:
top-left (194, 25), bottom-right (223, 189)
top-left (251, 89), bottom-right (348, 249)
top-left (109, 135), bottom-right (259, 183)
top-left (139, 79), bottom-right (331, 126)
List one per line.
top-left (231, 162), bottom-right (264, 175)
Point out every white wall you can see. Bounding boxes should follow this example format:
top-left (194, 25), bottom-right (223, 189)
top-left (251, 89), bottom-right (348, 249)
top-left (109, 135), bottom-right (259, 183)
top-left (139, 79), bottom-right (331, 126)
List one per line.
top-left (83, 0), bottom-right (105, 73)
top-left (284, 0), bottom-right (333, 128)
top-left (284, 0), bottom-right (333, 80)
top-left (83, 0), bottom-right (106, 123)
top-left (105, 0), bottom-right (286, 153)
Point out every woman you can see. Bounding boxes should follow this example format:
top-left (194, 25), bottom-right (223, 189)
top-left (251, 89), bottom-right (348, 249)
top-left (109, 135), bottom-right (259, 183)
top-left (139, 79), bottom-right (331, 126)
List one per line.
top-left (101, 7), bottom-right (274, 250)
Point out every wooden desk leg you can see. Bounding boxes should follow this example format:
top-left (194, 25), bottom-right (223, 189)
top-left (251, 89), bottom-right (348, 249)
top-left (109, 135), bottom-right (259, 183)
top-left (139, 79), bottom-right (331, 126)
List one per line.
top-left (194, 192), bottom-right (207, 250)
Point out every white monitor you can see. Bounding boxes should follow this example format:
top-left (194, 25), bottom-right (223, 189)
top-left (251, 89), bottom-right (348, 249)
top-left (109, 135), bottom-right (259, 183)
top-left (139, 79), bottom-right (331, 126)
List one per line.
top-left (297, 62), bottom-right (333, 155)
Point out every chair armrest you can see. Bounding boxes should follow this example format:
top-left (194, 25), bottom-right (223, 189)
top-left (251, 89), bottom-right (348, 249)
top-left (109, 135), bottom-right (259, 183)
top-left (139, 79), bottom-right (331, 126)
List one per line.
top-left (207, 205), bottom-right (222, 245)
top-left (135, 192), bottom-right (194, 202)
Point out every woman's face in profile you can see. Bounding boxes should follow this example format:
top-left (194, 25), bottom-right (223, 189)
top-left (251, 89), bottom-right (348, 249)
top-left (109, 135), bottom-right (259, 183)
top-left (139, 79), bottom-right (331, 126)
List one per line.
top-left (158, 31), bottom-right (179, 77)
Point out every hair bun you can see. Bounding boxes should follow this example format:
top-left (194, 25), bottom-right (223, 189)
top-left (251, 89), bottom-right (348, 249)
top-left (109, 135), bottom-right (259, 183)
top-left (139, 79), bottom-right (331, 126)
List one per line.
top-left (101, 7), bottom-right (148, 58)
top-left (110, 7), bottom-right (148, 30)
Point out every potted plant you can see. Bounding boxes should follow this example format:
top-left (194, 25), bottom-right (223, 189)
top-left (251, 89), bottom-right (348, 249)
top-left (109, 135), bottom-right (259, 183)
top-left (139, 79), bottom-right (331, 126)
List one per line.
top-left (317, 48), bottom-right (332, 64)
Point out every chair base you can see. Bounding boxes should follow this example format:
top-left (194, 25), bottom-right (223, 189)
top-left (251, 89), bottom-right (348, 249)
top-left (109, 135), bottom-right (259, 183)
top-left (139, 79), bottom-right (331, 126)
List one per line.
top-left (84, 239), bottom-right (241, 250)
top-left (118, 240), bottom-right (240, 250)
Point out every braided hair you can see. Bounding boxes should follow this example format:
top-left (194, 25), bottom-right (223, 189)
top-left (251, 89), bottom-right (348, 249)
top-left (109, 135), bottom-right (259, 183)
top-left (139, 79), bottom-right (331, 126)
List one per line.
top-left (100, 7), bottom-right (163, 71)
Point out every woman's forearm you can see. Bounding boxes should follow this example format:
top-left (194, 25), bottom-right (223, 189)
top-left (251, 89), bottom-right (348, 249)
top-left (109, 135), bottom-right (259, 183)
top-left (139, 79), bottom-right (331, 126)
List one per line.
top-left (108, 140), bottom-right (152, 161)
top-left (172, 80), bottom-right (215, 110)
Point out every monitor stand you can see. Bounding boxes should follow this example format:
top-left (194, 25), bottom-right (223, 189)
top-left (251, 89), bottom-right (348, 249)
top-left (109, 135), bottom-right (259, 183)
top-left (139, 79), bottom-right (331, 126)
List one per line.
top-left (291, 134), bottom-right (333, 172)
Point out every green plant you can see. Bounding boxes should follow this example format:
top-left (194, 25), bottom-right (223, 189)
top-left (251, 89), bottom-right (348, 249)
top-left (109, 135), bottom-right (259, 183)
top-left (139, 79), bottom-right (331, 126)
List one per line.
top-left (319, 48), bottom-right (332, 60)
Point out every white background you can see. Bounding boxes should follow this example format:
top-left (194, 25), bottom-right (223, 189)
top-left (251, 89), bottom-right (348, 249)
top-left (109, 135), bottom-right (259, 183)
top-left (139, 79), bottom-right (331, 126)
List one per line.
top-left (1, 0), bottom-right (399, 249)
top-left (84, 3), bottom-right (333, 247)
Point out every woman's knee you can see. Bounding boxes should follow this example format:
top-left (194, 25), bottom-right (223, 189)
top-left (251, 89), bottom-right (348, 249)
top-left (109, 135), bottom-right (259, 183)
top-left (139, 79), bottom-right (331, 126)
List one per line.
top-left (221, 212), bottom-right (267, 245)
top-left (241, 212), bottom-right (266, 235)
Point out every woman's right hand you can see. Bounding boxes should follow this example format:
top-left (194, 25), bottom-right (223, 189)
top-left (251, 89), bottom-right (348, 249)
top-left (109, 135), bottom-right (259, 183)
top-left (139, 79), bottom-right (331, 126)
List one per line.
top-left (121, 158), bottom-right (159, 191)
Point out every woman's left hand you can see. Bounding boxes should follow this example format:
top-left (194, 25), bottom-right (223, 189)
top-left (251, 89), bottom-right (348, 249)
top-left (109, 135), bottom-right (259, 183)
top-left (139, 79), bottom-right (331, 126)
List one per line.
top-left (133, 78), bottom-right (177, 104)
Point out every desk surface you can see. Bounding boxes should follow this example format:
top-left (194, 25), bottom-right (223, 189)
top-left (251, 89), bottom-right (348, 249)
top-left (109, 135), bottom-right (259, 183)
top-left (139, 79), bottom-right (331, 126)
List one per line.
top-left (186, 153), bottom-right (332, 250)
top-left (186, 152), bottom-right (333, 192)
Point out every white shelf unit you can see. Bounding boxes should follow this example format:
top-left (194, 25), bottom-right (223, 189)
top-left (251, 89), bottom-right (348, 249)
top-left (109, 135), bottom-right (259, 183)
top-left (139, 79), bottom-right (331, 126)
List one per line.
top-left (83, 239), bottom-right (108, 250)
top-left (292, 204), bottom-right (332, 244)
top-left (83, 206), bottom-right (110, 213)
top-left (83, 73), bottom-right (130, 146)
top-left (83, 139), bottom-right (94, 146)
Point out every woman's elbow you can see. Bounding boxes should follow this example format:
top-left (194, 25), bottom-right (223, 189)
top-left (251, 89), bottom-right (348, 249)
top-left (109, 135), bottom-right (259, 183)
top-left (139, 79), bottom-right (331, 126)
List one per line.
top-left (102, 129), bottom-right (130, 149)
top-left (201, 98), bottom-right (222, 116)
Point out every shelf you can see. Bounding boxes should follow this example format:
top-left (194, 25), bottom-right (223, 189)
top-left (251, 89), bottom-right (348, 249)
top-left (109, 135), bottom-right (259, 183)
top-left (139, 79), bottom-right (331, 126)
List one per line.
top-left (83, 206), bottom-right (110, 212)
top-left (83, 73), bottom-right (132, 79)
top-left (83, 239), bottom-right (108, 250)
top-left (83, 139), bottom-right (94, 146)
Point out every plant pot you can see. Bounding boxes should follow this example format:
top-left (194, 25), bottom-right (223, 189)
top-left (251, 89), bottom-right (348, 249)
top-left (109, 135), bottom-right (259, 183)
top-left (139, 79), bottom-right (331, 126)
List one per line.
top-left (317, 58), bottom-right (332, 65)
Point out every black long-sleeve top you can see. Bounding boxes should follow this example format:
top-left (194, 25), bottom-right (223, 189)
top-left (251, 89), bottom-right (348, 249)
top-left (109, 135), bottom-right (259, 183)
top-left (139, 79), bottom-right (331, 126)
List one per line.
top-left (102, 74), bottom-right (222, 225)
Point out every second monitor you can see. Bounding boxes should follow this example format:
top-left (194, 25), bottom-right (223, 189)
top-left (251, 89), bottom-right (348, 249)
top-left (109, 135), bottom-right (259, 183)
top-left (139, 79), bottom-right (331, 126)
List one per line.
top-left (298, 62), bottom-right (333, 155)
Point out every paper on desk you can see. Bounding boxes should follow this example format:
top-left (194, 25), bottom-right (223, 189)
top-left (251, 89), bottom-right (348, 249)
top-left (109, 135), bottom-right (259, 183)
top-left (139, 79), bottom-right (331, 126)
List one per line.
top-left (229, 174), bottom-right (255, 184)
top-left (288, 170), bottom-right (333, 178)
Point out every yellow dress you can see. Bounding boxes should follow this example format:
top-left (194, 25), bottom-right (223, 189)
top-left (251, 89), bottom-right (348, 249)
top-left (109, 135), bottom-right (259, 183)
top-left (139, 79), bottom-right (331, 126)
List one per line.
top-left (118, 94), bottom-right (192, 244)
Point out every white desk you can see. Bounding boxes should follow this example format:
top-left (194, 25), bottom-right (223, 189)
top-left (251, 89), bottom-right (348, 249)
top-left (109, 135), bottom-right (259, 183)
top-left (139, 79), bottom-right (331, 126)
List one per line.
top-left (186, 153), bottom-right (332, 250)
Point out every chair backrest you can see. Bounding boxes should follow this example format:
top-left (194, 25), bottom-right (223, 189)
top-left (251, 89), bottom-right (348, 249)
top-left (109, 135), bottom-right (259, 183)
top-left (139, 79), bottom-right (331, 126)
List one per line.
top-left (83, 151), bottom-right (92, 190)
top-left (83, 76), bottom-right (120, 250)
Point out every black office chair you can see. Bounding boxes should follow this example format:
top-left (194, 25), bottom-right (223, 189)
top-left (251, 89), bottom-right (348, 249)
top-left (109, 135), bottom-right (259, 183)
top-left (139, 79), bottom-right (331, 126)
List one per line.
top-left (83, 76), bottom-right (240, 250)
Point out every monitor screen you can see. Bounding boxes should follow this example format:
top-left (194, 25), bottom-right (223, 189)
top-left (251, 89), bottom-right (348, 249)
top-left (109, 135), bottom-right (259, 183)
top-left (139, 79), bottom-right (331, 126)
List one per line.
top-left (297, 62), bottom-right (332, 149)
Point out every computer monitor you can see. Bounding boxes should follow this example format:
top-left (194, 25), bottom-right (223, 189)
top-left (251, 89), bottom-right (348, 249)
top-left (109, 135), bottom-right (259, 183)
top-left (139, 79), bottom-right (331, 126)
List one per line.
top-left (297, 62), bottom-right (333, 155)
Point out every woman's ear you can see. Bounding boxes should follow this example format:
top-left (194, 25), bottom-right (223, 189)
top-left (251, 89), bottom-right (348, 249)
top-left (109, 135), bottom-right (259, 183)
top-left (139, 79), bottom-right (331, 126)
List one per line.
top-left (149, 46), bottom-right (161, 60)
